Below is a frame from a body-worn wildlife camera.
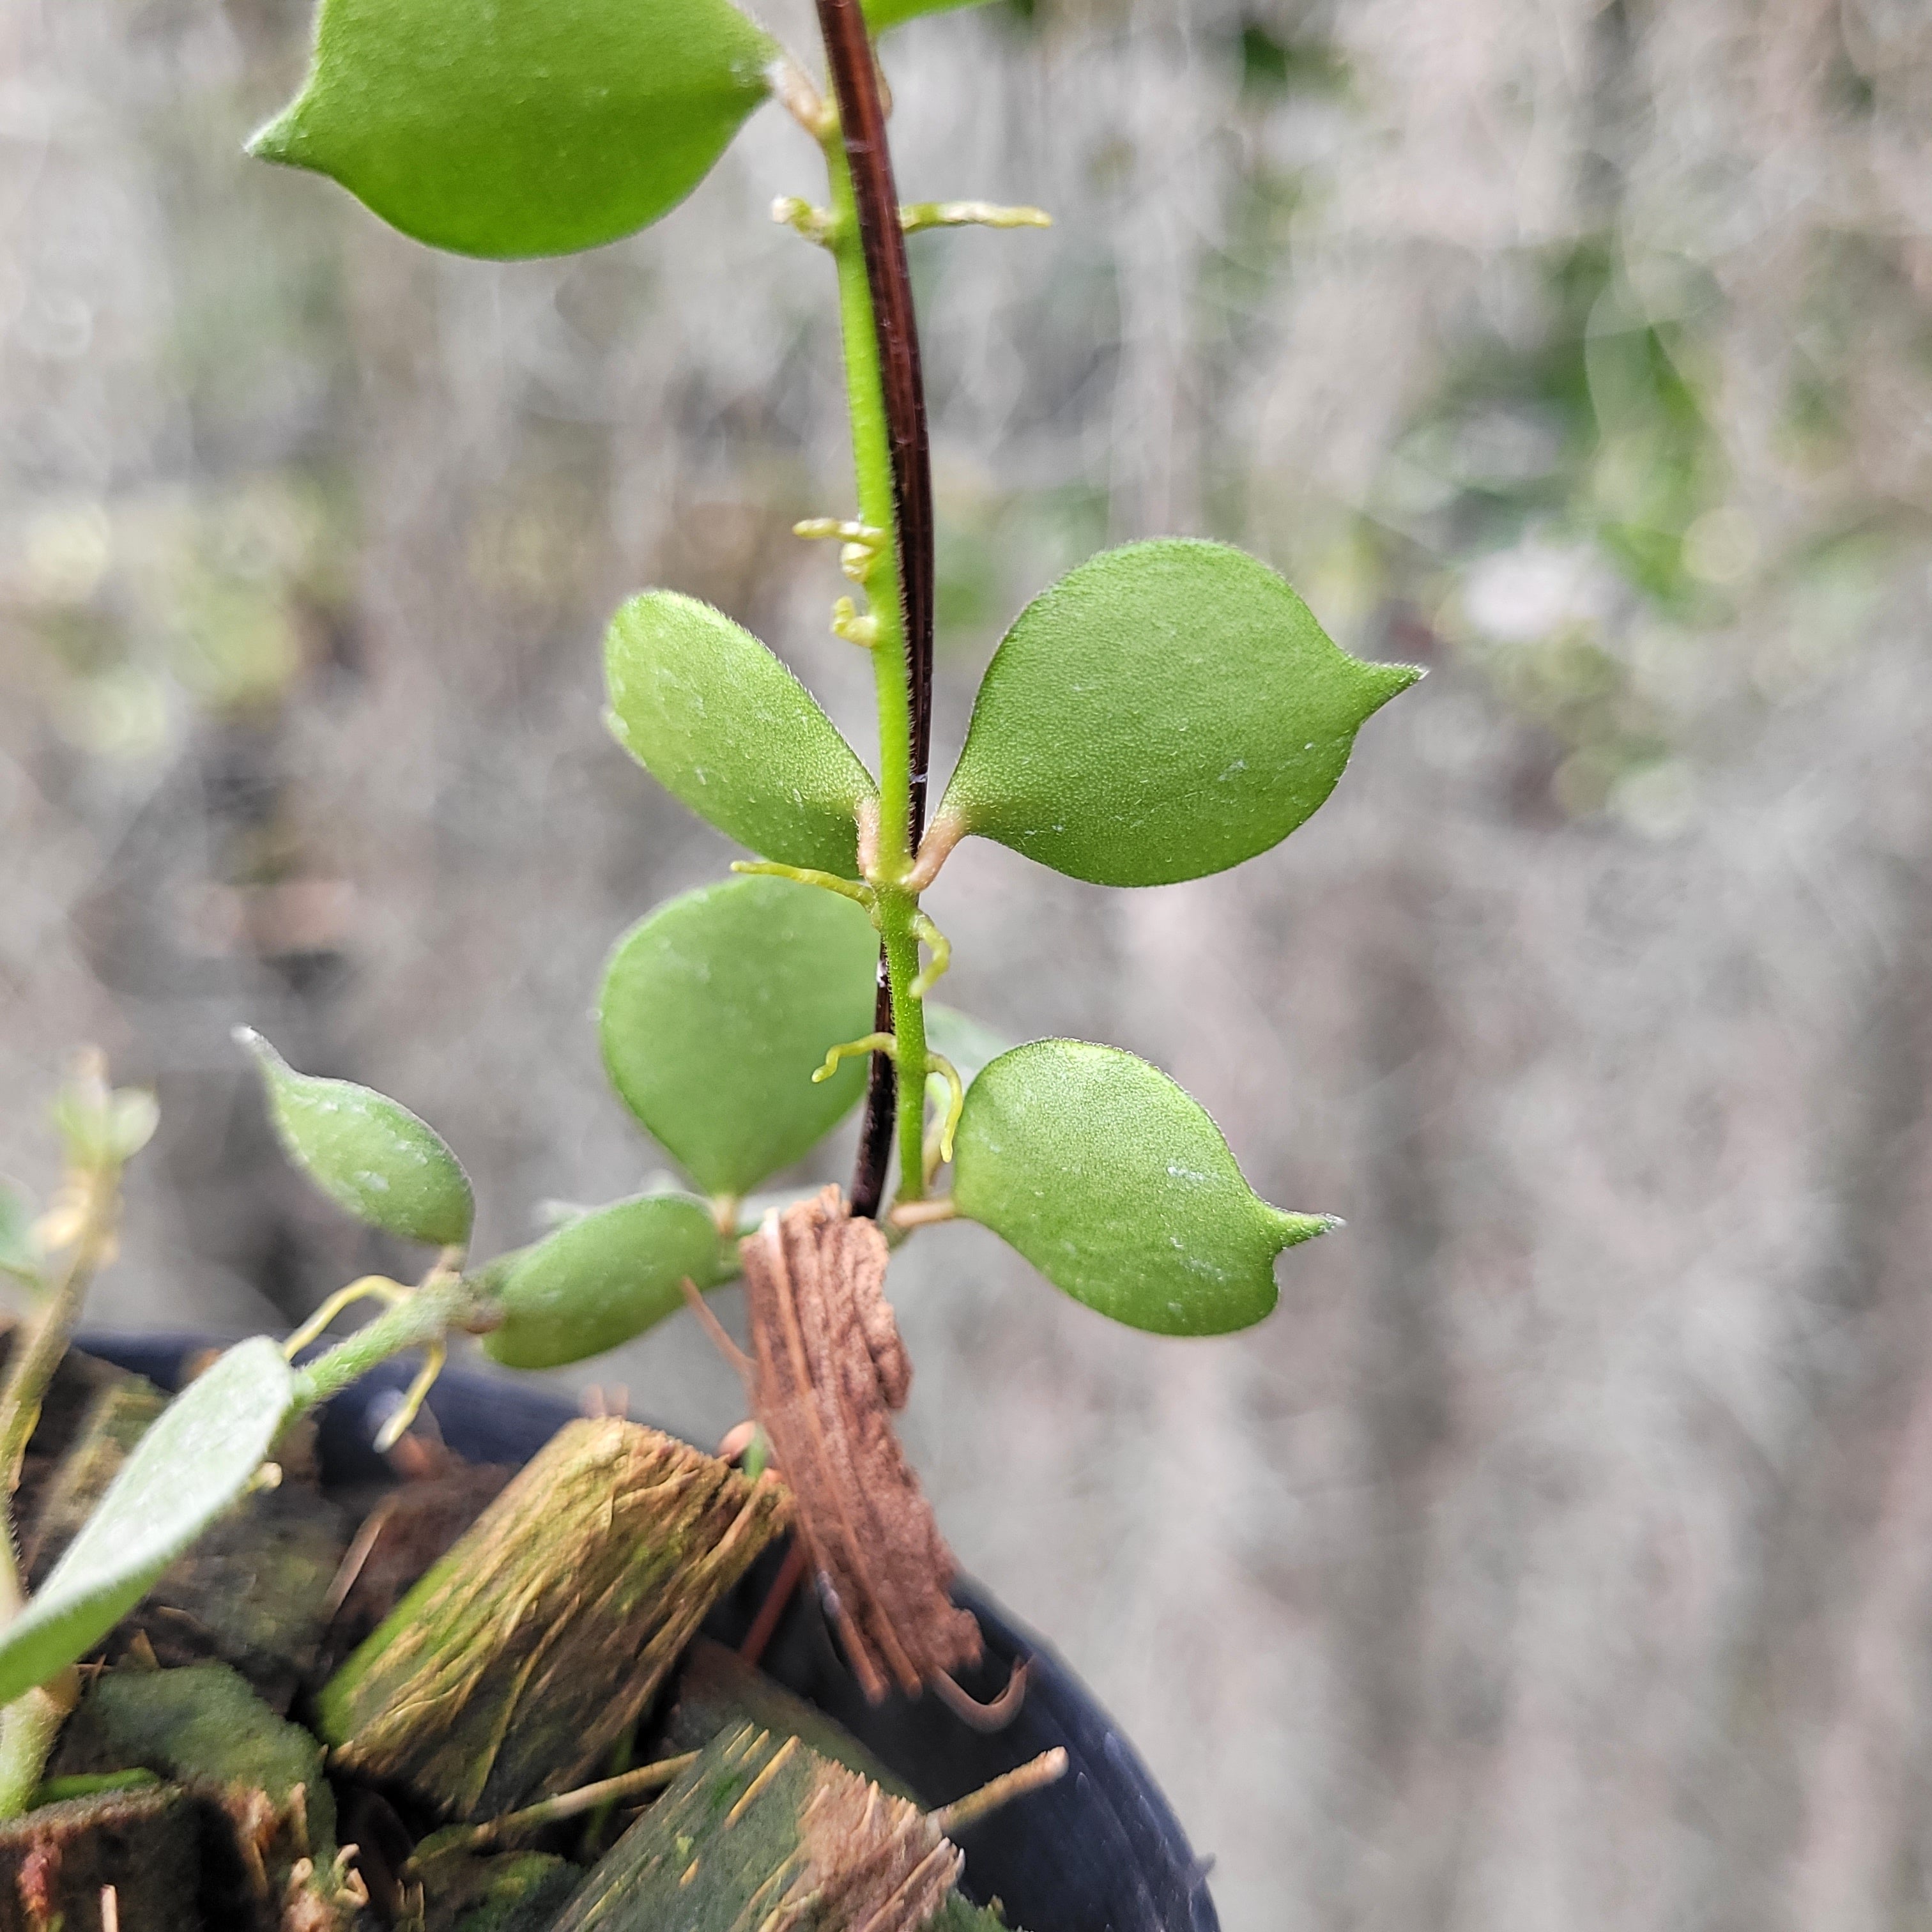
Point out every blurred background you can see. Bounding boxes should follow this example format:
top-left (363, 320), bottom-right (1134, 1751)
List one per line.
top-left (4, 0), bottom-right (1931, 1924)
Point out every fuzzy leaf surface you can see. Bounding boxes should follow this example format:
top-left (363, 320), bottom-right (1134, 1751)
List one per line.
top-left (938, 539), bottom-right (1419, 886)
top-left (606, 592), bottom-right (877, 877)
top-left (247, 0), bottom-right (778, 259)
top-left (599, 877), bottom-right (879, 1197)
top-left (0, 1339), bottom-right (296, 1705)
top-left (481, 1192), bottom-right (733, 1370)
top-left (239, 1029), bottom-right (473, 1247)
top-left (951, 1039), bottom-right (1331, 1335)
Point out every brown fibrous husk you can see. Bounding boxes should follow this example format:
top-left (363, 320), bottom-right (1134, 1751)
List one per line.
top-left (735, 1186), bottom-right (982, 1702)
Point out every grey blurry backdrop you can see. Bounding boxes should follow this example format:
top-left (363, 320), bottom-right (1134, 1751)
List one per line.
top-left (4, 0), bottom-right (1932, 1924)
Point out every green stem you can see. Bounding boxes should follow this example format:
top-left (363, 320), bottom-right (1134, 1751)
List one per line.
top-left (877, 887), bottom-right (928, 1203)
top-left (815, 49), bottom-right (942, 1205)
top-left (0, 1077), bottom-right (139, 1822)
top-left (0, 1167), bottom-right (120, 1621)
top-left (820, 116), bottom-right (930, 1206)
top-left (823, 130), bottom-right (913, 877)
top-left (0, 1151), bottom-right (119, 1816)
top-left (291, 1271), bottom-right (493, 1414)
top-left (0, 1671), bottom-right (78, 1821)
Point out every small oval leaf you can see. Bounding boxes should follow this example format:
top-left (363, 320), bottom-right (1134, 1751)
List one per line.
top-left (950, 1039), bottom-right (1331, 1335)
top-left (606, 592), bottom-right (877, 877)
top-left (599, 877), bottom-right (880, 1197)
top-left (480, 1192), bottom-right (733, 1370)
top-left (0, 1339), bottom-right (296, 1705)
top-left (238, 1029), bottom-right (474, 1248)
top-left (248, 0), bottom-right (779, 259)
top-left (937, 540), bottom-right (1419, 887)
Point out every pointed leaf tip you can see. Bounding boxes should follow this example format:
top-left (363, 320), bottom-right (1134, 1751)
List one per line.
top-left (951, 1039), bottom-right (1315, 1336)
top-left (1276, 1210), bottom-right (1342, 1245)
top-left (244, 112), bottom-right (301, 164)
top-left (939, 539), bottom-right (1420, 887)
top-left (238, 1027), bottom-right (473, 1248)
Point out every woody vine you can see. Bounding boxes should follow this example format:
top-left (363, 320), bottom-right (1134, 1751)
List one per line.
top-left (0, 0), bottom-right (1416, 1817)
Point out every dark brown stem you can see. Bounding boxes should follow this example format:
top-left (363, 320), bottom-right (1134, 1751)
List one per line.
top-left (818, 0), bottom-right (935, 1218)
top-left (816, 0), bottom-right (934, 841)
top-left (850, 962), bottom-right (896, 1218)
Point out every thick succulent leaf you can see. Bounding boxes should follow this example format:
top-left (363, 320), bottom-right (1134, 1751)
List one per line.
top-left (0, 1339), bottom-right (296, 1705)
top-left (247, 0), bottom-right (779, 259)
top-left (606, 592), bottom-right (877, 878)
top-left (480, 1192), bottom-right (734, 1370)
top-left (937, 540), bottom-right (1419, 887)
top-left (598, 877), bottom-right (879, 1197)
top-left (950, 1039), bottom-right (1331, 1335)
top-left (864, 0), bottom-right (991, 31)
top-left (238, 1029), bottom-right (474, 1248)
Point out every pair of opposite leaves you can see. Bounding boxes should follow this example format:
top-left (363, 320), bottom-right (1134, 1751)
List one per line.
top-left (234, 889), bottom-right (1332, 1364)
top-left (231, 536), bottom-right (1413, 1346)
top-left (593, 875), bottom-right (1338, 1351)
top-left (596, 549), bottom-right (1413, 1338)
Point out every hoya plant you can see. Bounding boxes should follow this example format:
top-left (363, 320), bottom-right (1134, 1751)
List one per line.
top-left (0, 0), bottom-right (1413, 1829)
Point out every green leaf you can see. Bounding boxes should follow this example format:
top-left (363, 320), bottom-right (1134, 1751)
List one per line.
top-left (237, 1029), bottom-right (474, 1248)
top-left (950, 1039), bottom-right (1333, 1335)
top-left (864, 0), bottom-right (991, 31)
top-left (598, 876), bottom-right (879, 1197)
top-left (247, 0), bottom-right (779, 260)
top-left (937, 539), bottom-right (1419, 887)
top-left (606, 592), bottom-right (877, 878)
top-left (480, 1192), bottom-right (733, 1370)
top-left (0, 1179), bottom-right (38, 1285)
top-left (0, 1339), bottom-right (296, 1705)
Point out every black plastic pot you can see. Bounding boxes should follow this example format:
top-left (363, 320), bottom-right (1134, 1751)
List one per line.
top-left (82, 1333), bottom-right (1220, 1932)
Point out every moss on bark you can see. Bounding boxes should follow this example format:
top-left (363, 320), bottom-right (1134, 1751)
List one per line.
top-left (319, 1418), bottom-right (790, 1820)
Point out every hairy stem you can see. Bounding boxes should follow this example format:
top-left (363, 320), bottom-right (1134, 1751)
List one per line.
top-left (0, 1670), bottom-right (78, 1822)
top-left (816, 0), bottom-right (936, 1213)
top-left (815, 0), bottom-right (934, 833)
top-left (824, 128), bottom-right (914, 865)
top-left (0, 1154), bottom-right (121, 1821)
top-left (0, 1168), bottom-right (119, 1612)
top-left (877, 886), bottom-right (930, 1204)
top-left (291, 1269), bottom-right (495, 1414)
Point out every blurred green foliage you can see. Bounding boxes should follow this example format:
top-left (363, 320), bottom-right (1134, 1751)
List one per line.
top-left (9, 476), bottom-right (354, 763)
